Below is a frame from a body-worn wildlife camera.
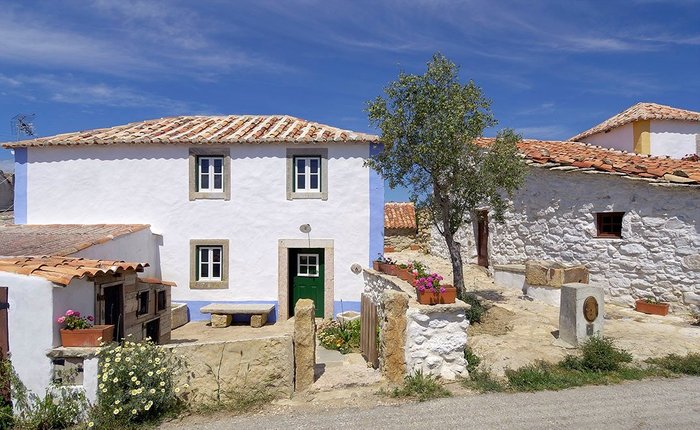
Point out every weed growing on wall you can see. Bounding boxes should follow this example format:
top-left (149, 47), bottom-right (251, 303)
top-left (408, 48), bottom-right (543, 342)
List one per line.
top-left (90, 336), bottom-right (188, 428)
top-left (318, 319), bottom-right (360, 354)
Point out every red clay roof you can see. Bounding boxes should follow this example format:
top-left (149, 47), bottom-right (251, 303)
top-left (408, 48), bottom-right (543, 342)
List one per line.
top-left (138, 277), bottom-right (177, 287)
top-left (385, 202), bottom-right (417, 230)
top-left (0, 256), bottom-right (148, 286)
top-left (476, 138), bottom-right (700, 185)
top-left (2, 115), bottom-right (379, 148)
top-left (570, 102), bottom-right (700, 141)
top-left (0, 224), bottom-right (150, 257)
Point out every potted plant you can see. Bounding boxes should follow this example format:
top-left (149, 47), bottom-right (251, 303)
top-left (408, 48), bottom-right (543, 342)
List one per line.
top-left (377, 256), bottom-right (399, 276)
top-left (635, 297), bottom-right (669, 316)
top-left (415, 273), bottom-right (456, 305)
top-left (396, 263), bottom-right (416, 283)
top-left (57, 309), bottom-right (114, 347)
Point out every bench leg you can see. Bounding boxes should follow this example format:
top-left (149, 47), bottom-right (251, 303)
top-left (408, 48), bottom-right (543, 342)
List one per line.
top-left (211, 314), bottom-right (232, 328)
top-left (250, 313), bottom-right (267, 328)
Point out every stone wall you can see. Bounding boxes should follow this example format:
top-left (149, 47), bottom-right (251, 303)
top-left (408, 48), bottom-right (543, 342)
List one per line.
top-left (425, 168), bottom-right (700, 311)
top-left (363, 269), bottom-right (470, 380)
top-left (164, 332), bottom-right (294, 403)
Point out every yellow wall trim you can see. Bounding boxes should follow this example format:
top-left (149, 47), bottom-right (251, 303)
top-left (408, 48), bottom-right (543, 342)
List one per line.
top-left (633, 120), bottom-right (650, 155)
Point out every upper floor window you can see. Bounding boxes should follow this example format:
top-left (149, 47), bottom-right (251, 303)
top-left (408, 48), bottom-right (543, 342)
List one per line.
top-left (595, 212), bottom-right (624, 238)
top-left (198, 156), bottom-right (224, 192)
top-left (295, 156), bottom-right (321, 192)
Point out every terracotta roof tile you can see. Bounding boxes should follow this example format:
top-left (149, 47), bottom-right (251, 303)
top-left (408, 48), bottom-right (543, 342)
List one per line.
top-left (570, 102), bottom-right (700, 141)
top-left (385, 202), bottom-right (417, 230)
top-left (0, 256), bottom-right (148, 286)
top-left (2, 115), bottom-right (379, 148)
top-left (138, 277), bottom-right (177, 287)
top-left (476, 138), bottom-right (700, 186)
top-left (0, 224), bottom-right (150, 257)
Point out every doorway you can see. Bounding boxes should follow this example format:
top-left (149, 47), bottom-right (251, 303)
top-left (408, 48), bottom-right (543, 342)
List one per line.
top-left (476, 210), bottom-right (489, 268)
top-left (101, 284), bottom-right (123, 340)
top-left (289, 248), bottom-right (325, 318)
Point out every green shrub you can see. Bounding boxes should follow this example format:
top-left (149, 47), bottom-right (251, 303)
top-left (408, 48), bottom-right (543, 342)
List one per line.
top-left (90, 336), bottom-right (187, 428)
top-left (318, 319), bottom-right (360, 354)
top-left (462, 370), bottom-right (505, 393)
top-left (390, 371), bottom-right (451, 402)
top-left (464, 347), bottom-right (481, 374)
top-left (561, 337), bottom-right (632, 372)
top-left (460, 293), bottom-right (486, 324)
top-left (647, 353), bottom-right (700, 376)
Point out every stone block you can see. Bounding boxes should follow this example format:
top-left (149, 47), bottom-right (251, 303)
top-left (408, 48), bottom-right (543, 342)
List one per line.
top-left (251, 313), bottom-right (267, 328)
top-left (683, 292), bottom-right (700, 305)
top-left (559, 283), bottom-right (604, 346)
top-left (525, 260), bottom-right (551, 286)
top-left (293, 299), bottom-right (316, 391)
top-left (210, 314), bottom-right (232, 328)
top-left (171, 303), bottom-right (189, 330)
top-left (381, 290), bottom-right (408, 384)
top-left (525, 260), bottom-right (588, 288)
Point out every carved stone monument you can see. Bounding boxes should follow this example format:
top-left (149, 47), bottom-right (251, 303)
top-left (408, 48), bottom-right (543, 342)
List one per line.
top-left (559, 282), bottom-right (604, 346)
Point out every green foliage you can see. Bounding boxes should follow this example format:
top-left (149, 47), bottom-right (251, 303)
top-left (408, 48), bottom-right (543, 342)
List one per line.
top-left (463, 347), bottom-right (481, 374)
top-left (366, 53), bottom-right (527, 292)
top-left (411, 261), bottom-right (429, 278)
top-left (0, 404), bottom-right (12, 430)
top-left (192, 385), bottom-right (272, 416)
top-left (561, 337), bottom-right (632, 372)
top-left (90, 336), bottom-right (188, 428)
top-left (646, 353), bottom-right (700, 376)
top-left (390, 371), bottom-right (452, 402)
top-left (459, 292), bottom-right (486, 324)
top-left (461, 370), bottom-right (505, 393)
top-left (318, 319), bottom-right (360, 354)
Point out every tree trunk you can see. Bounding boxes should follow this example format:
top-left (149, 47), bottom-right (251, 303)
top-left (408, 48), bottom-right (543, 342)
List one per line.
top-left (444, 230), bottom-right (465, 296)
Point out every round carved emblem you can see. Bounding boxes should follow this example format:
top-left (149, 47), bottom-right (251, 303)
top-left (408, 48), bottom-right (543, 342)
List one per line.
top-left (583, 296), bottom-right (599, 323)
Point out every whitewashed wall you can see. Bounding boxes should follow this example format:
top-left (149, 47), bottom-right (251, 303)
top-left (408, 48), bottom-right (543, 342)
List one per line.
top-left (650, 120), bottom-right (700, 158)
top-left (582, 123), bottom-right (634, 152)
top-left (23, 144), bottom-right (371, 306)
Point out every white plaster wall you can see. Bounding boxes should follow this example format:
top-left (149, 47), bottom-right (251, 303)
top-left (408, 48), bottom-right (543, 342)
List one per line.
top-left (489, 168), bottom-right (700, 309)
top-left (82, 356), bottom-right (99, 403)
top-left (24, 143), bottom-right (371, 304)
top-left (53, 278), bottom-right (95, 346)
top-left (581, 123), bottom-right (634, 152)
top-left (650, 120), bottom-right (700, 158)
top-left (71, 227), bottom-right (160, 279)
top-left (1, 272), bottom-right (55, 397)
top-left (429, 221), bottom-right (478, 264)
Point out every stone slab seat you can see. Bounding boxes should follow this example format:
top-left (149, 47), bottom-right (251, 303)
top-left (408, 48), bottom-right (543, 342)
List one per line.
top-left (199, 303), bottom-right (275, 328)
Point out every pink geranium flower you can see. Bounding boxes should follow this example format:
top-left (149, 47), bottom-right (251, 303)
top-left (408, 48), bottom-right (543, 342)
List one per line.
top-left (87, 315), bottom-right (94, 321)
top-left (65, 309), bottom-right (75, 316)
top-left (57, 316), bottom-right (66, 324)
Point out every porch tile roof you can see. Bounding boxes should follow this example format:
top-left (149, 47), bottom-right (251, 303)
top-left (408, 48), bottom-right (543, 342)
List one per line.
top-left (0, 256), bottom-right (148, 286)
top-left (0, 224), bottom-right (150, 257)
top-left (385, 202), bottom-right (417, 230)
top-left (570, 102), bottom-right (700, 141)
top-left (2, 115), bottom-right (379, 148)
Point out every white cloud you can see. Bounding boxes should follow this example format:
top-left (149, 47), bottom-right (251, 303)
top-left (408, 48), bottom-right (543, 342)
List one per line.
top-left (515, 125), bottom-right (571, 141)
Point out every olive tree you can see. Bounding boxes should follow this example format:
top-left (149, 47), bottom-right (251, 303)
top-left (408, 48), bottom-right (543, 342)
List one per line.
top-left (366, 53), bottom-right (526, 293)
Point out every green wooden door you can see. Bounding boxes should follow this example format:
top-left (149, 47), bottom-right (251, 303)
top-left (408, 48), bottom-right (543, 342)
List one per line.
top-left (290, 249), bottom-right (324, 318)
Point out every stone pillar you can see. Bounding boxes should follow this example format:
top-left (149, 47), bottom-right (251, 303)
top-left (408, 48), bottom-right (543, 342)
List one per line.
top-left (381, 290), bottom-right (408, 383)
top-left (559, 283), bottom-right (604, 346)
top-left (293, 299), bottom-right (316, 391)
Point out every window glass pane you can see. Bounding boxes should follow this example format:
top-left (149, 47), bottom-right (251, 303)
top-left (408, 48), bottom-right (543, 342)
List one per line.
top-left (308, 266), bottom-right (317, 275)
top-left (212, 263), bottom-right (221, 279)
top-left (214, 174), bottom-right (222, 190)
top-left (200, 173), bottom-right (210, 190)
top-left (296, 158), bottom-right (305, 173)
top-left (212, 248), bottom-right (221, 262)
top-left (310, 158), bottom-right (319, 173)
top-left (310, 175), bottom-right (318, 190)
top-left (300, 255), bottom-right (307, 265)
top-left (213, 158), bottom-right (223, 173)
top-left (200, 248), bottom-right (209, 262)
top-left (297, 174), bottom-right (305, 190)
top-left (200, 262), bottom-right (209, 278)
top-left (200, 158), bottom-right (210, 171)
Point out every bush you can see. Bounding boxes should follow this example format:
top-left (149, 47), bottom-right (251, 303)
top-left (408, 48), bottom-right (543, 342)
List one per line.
top-left (318, 319), bottom-right (360, 354)
top-left (460, 293), bottom-right (486, 324)
top-left (561, 336), bottom-right (632, 372)
top-left (390, 371), bottom-right (451, 402)
top-left (647, 353), bottom-right (700, 376)
top-left (90, 336), bottom-right (187, 428)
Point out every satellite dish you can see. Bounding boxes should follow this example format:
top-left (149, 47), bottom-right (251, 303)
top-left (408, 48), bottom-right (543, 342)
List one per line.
top-left (350, 263), bottom-right (362, 274)
top-left (299, 224), bottom-right (311, 234)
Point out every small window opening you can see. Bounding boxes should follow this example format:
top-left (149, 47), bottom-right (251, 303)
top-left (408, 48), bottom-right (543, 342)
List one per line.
top-left (137, 291), bottom-right (150, 316)
top-left (157, 290), bottom-right (167, 312)
top-left (596, 212), bottom-right (624, 238)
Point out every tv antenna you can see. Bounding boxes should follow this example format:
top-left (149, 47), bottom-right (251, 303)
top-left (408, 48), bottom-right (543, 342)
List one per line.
top-left (11, 113), bottom-right (36, 141)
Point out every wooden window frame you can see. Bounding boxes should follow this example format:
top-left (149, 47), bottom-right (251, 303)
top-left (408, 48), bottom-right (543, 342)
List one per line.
top-left (293, 156), bottom-right (322, 193)
top-left (156, 290), bottom-right (167, 312)
top-left (197, 246), bottom-right (223, 281)
top-left (286, 148), bottom-right (328, 200)
top-left (136, 290), bottom-right (150, 317)
top-left (188, 148), bottom-right (230, 201)
top-left (197, 156), bottom-right (225, 193)
top-left (189, 239), bottom-right (229, 289)
top-left (297, 253), bottom-right (319, 277)
top-left (595, 212), bottom-right (624, 238)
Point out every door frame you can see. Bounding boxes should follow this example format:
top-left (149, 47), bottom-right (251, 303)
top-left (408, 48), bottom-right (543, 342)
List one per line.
top-left (96, 281), bottom-right (124, 340)
top-left (288, 248), bottom-right (325, 318)
top-left (278, 239), bottom-right (334, 320)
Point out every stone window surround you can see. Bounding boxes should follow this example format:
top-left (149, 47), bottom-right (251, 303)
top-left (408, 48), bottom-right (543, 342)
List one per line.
top-left (277, 239), bottom-right (334, 320)
top-left (189, 147), bottom-right (231, 201)
top-left (189, 239), bottom-right (229, 289)
top-left (286, 148), bottom-right (328, 200)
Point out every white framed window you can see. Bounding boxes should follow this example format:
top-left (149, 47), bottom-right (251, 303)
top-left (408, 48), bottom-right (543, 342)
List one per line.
top-left (297, 253), bottom-right (319, 277)
top-left (197, 156), bottom-right (224, 192)
top-left (294, 156), bottom-right (321, 192)
top-left (197, 246), bottom-right (223, 281)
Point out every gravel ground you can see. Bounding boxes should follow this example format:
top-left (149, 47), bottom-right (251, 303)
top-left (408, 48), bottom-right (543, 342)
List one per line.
top-left (161, 376), bottom-right (700, 429)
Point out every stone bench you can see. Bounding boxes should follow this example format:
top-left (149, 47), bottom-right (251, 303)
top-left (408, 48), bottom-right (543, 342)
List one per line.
top-left (199, 304), bottom-right (275, 328)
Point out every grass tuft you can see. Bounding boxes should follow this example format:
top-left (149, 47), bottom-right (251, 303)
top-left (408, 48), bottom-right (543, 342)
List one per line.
top-left (464, 347), bottom-right (481, 374)
top-left (459, 293), bottom-right (486, 324)
top-left (390, 371), bottom-right (452, 402)
top-left (646, 353), bottom-right (700, 376)
top-left (461, 370), bottom-right (505, 393)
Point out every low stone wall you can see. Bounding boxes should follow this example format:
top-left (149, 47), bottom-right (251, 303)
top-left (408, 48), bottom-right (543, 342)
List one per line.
top-left (164, 332), bottom-right (294, 403)
top-left (363, 269), bottom-right (470, 380)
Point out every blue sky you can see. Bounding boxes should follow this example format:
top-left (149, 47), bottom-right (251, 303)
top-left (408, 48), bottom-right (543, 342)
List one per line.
top-left (1, 0), bottom-right (699, 201)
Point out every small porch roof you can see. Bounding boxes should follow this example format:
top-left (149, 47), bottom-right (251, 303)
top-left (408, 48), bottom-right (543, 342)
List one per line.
top-left (0, 256), bottom-right (149, 286)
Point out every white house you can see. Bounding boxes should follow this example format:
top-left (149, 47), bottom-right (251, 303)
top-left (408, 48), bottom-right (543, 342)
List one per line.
top-left (429, 138), bottom-right (700, 311)
top-left (570, 102), bottom-right (700, 159)
top-left (3, 115), bottom-right (384, 321)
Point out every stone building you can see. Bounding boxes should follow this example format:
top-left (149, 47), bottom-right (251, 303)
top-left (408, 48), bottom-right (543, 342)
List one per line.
top-left (384, 202), bottom-right (417, 252)
top-left (0, 171), bottom-right (12, 211)
top-left (430, 138), bottom-right (700, 311)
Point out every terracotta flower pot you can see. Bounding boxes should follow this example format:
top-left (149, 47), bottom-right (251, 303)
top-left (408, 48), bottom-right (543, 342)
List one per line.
top-left (397, 268), bottom-right (416, 283)
top-left (416, 285), bottom-right (457, 305)
top-left (60, 325), bottom-right (114, 347)
top-left (381, 263), bottom-right (400, 277)
top-left (373, 261), bottom-right (380, 271)
top-left (635, 300), bottom-right (669, 316)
